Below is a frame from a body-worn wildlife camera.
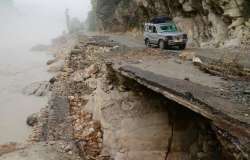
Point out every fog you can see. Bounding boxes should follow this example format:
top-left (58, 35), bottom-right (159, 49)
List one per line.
top-left (15, 0), bottom-right (91, 21)
top-left (0, 0), bottom-right (91, 143)
top-left (0, 0), bottom-right (92, 78)
top-left (1, 0), bottom-right (91, 46)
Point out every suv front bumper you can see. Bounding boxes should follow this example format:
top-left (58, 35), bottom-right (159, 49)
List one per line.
top-left (167, 39), bottom-right (187, 45)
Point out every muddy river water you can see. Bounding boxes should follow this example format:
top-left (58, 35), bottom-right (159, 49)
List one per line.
top-left (0, 11), bottom-right (64, 144)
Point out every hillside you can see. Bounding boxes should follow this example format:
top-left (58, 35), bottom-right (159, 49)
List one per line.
top-left (88, 0), bottom-right (250, 47)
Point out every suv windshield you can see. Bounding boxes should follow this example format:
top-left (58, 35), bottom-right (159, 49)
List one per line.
top-left (159, 24), bottom-right (178, 33)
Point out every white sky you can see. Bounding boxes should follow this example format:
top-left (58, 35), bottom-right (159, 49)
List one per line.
top-left (0, 0), bottom-right (92, 46)
top-left (14, 0), bottom-right (91, 20)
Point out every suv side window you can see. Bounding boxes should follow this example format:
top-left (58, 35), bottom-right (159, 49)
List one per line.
top-left (165, 26), bottom-right (170, 32)
top-left (148, 25), bottom-right (153, 32)
top-left (153, 26), bottom-right (157, 33)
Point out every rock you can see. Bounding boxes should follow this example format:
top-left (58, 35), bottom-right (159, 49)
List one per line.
top-left (48, 60), bottom-right (64, 73)
top-left (86, 79), bottom-right (98, 89)
top-left (245, 20), bottom-right (250, 27)
top-left (64, 145), bottom-right (72, 152)
top-left (47, 59), bottom-right (57, 65)
top-left (86, 64), bottom-right (99, 75)
top-left (243, 88), bottom-right (250, 95)
top-left (71, 49), bottom-right (82, 55)
top-left (182, 2), bottom-right (194, 12)
top-left (223, 38), bottom-right (241, 48)
top-left (68, 151), bottom-right (73, 155)
top-left (49, 77), bottom-right (57, 84)
top-left (112, 45), bottom-right (120, 49)
top-left (121, 101), bottom-right (134, 111)
top-left (68, 96), bottom-right (75, 100)
top-left (197, 152), bottom-right (207, 159)
top-left (229, 18), bottom-right (244, 29)
top-left (179, 0), bottom-right (185, 4)
top-left (88, 128), bottom-right (95, 133)
top-left (224, 7), bottom-right (242, 18)
top-left (175, 59), bottom-right (182, 64)
top-left (71, 64), bottom-right (99, 81)
top-left (192, 57), bottom-right (202, 65)
top-left (74, 45), bottom-right (81, 49)
top-left (184, 77), bottom-right (190, 81)
top-left (22, 81), bottom-right (50, 96)
top-left (179, 51), bottom-right (195, 61)
top-left (70, 70), bottom-right (85, 82)
top-left (75, 140), bottom-right (87, 153)
top-left (27, 113), bottom-right (38, 127)
top-left (108, 85), bottom-right (114, 90)
top-left (48, 141), bottom-right (56, 145)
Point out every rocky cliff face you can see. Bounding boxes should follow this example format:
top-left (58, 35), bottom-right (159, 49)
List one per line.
top-left (91, 0), bottom-right (250, 47)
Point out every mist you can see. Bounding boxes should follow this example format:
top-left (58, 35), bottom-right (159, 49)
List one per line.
top-left (0, 0), bottom-right (91, 47)
top-left (0, 0), bottom-right (91, 143)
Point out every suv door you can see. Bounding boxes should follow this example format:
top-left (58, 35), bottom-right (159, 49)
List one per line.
top-left (147, 25), bottom-right (154, 43)
top-left (151, 26), bottom-right (158, 44)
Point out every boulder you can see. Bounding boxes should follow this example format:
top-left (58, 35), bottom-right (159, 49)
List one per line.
top-left (48, 60), bottom-right (64, 73)
top-left (179, 50), bottom-right (195, 61)
top-left (26, 113), bottom-right (38, 127)
top-left (46, 59), bottom-right (57, 65)
top-left (182, 2), bottom-right (194, 12)
top-left (71, 49), bottom-right (82, 55)
top-left (70, 70), bottom-right (85, 82)
top-left (49, 77), bottom-right (57, 84)
top-left (22, 81), bottom-right (50, 96)
top-left (192, 56), bottom-right (203, 65)
top-left (223, 38), bottom-right (241, 48)
top-left (229, 18), bottom-right (244, 29)
top-left (86, 64), bottom-right (99, 75)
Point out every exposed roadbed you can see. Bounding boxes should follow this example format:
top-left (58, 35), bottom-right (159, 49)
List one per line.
top-left (94, 34), bottom-right (250, 139)
top-left (113, 64), bottom-right (250, 137)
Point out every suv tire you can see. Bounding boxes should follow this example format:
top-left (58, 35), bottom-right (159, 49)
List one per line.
top-left (179, 44), bottom-right (186, 50)
top-left (159, 40), bottom-right (166, 50)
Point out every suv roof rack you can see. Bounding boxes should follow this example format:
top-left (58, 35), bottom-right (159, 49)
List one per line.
top-left (150, 16), bottom-right (172, 24)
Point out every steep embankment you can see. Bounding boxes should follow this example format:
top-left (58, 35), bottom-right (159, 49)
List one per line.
top-left (88, 0), bottom-right (250, 47)
top-left (2, 34), bottom-right (248, 160)
top-left (26, 35), bottom-right (249, 160)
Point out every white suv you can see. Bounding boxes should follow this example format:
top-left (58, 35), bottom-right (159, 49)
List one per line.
top-left (144, 19), bottom-right (188, 50)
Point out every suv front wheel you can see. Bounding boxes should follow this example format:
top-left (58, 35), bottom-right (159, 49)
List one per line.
top-left (179, 44), bottom-right (186, 50)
